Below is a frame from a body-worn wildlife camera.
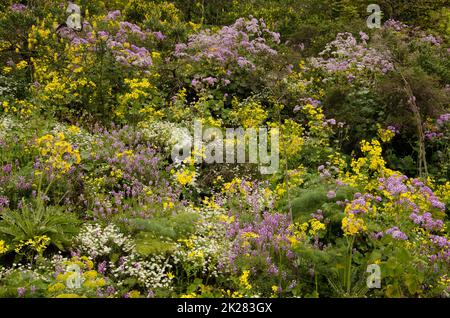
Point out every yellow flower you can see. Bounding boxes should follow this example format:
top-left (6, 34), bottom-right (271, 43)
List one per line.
top-left (342, 214), bottom-right (367, 236)
top-left (222, 290), bottom-right (244, 298)
top-left (239, 270), bottom-right (252, 290)
top-left (36, 133), bottom-right (81, 175)
top-left (16, 60), bottom-right (28, 70)
top-left (128, 290), bottom-right (141, 298)
top-left (175, 169), bottom-right (196, 186)
top-left (68, 125), bottom-right (81, 135)
top-left (83, 270), bottom-right (98, 280)
top-left (308, 219), bottom-right (326, 236)
top-left (0, 240), bottom-right (8, 254)
top-left (181, 292), bottom-right (198, 298)
top-left (82, 280), bottom-right (98, 289)
top-left (378, 127), bottom-right (395, 143)
top-left (241, 232), bottom-right (260, 240)
top-left (48, 282), bottom-right (66, 293)
top-left (96, 278), bottom-right (106, 287)
top-left (55, 293), bottom-right (83, 298)
top-left (2, 67), bottom-right (12, 74)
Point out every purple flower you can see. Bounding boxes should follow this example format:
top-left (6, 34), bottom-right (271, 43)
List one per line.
top-left (97, 261), bottom-right (107, 274)
top-left (0, 196), bottom-right (9, 210)
top-left (105, 10), bottom-right (121, 21)
top-left (97, 31), bottom-right (109, 40)
top-left (327, 190), bottom-right (336, 199)
top-left (202, 76), bottom-right (218, 86)
top-left (2, 164), bottom-right (12, 174)
top-left (10, 3), bottom-right (27, 12)
top-left (17, 287), bottom-right (26, 297)
top-left (153, 31), bottom-right (166, 41)
top-left (385, 227), bottom-right (408, 240)
top-left (437, 113), bottom-right (450, 126)
top-left (359, 31), bottom-right (369, 42)
top-left (371, 231), bottom-right (384, 239)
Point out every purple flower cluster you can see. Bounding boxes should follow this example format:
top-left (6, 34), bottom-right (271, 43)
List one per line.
top-left (425, 131), bottom-right (444, 140)
top-left (437, 113), bottom-right (450, 126)
top-left (67, 12), bottom-right (157, 70)
top-left (318, 162), bottom-right (339, 179)
top-left (116, 22), bottom-right (148, 42)
top-left (10, 3), bottom-right (27, 12)
top-left (428, 235), bottom-right (450, 263)
top-left (378, 175), bottom-right (445, 214)
top-left (0, 196), bottom-right (9, 211)
top-left (105, 10), bottom-right (121, 21)
top-left (385, 227), bottom-right (408, 240)
top-left (421, 35), bottom-right (442, 46)
top-left (311, 32), bottom-right (394, 75)
top-left (378, 174), bottom-right (408, 196)
top-left (174, 17), bottom-right (280, 87)
top-left (83, 126), bottom-right (181, 220)
top-left (227, 212), bottom-right (297, 275)
top-left (425, 113), bottom-right (449, 140)
top-left (384, 19), bottom-right (408, 31)
top-left (345, 192), bottom-right (376, 215)
top-left (410, 212), bottom-right (444, 231)
top-left (115, 44), bottom-right (153, 68)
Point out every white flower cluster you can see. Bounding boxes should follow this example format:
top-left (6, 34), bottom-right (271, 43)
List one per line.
top-left (50, 123), bottom-right (95, 151)
top-left (173, 207), bottom-right (231, 277)
top-left (139, 121), bottom-right (192, 158)
top-left (110, 254), bottom-right (173, 290)
top-left (0, 262), bottom-right (47, 283)
top-left (74, 223), bottom-right (134, 259)
top-left (0, 115), bottom-right (23, 141)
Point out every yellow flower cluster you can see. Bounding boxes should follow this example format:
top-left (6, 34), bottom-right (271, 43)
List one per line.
top-left (288, 218), bottom-right (326, 246)
top-left (230, 97), bottom-right (268, 129)
top-left (64, 256), bottom-right (95, 270)
top-left (222, 289), bottom-right (244, 298)
top-left (239, 270), bottom-right (252, 290)
top-left (274, 167), bottom-right (305, 199)
top-left (1, 61), bottom-right (28, 75)
top-left (117, 78), bottom-right (157, 119)
top-left (436, 182), bottom-right (450, 203)
top-left (14, 235), bottom-right (50, 255)
top-left (270, 119), bottom-right (304, 157)
top-left (127, 290), bottom-right (141, 298)
top-left (49, 265), bottom-right (106, 295)
top-left (180, 292), bottom-right (198, 298)
top-left (116, 149), bottom-right (134, 160)
top-left (0, 240), bottom-right (8, 255)
top-left (1, 100), bottom-right (36, 116)
top-left (67, 125), bottom-right (81, 135)
top-left (36, 132), bottom-right (81, 175)
top-left (378, 127), bottom-right (395, 143)
top-left (174, 169), bottom-right (196, 186)
top-left (222, 178), bottom-right (251, 195)
top-left (360, 140), bottom-right (385, 171)
top-left (241, 232), bottom-right (260, 240)
top-left (342, 213), bottom-right (367, 236)
top-left (123, 78), bottom-right (152, 100)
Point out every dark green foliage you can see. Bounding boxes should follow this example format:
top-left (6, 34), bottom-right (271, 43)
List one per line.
top-left (0, 203), bottom-right (80, 251)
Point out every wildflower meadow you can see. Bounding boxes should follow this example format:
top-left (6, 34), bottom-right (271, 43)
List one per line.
top-left (0, 0), bottom-right (449, 300)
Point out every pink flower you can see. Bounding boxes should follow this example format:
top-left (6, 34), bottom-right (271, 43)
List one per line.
top-left (327, 190), bottom-right (336, 199)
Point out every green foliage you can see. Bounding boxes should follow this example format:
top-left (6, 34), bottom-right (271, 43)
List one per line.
top-left (0, 202), bottom-right (80, 253)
